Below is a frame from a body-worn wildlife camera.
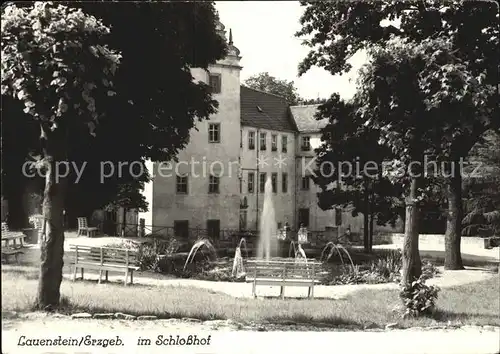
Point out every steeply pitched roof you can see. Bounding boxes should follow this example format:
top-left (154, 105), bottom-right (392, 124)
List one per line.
top-left (240, 86), bottom-right (297, 132)
top-left (290, 104), bottom-right (329, 133)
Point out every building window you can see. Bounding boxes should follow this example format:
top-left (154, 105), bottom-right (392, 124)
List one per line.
top-left (176, 175), bottom-right (188, 194)
top-left (301, 176), bottom-right (310, 190)
top-left (260, 132), bottom-right (267, 151)
top-left (208, 123), bottom-right (220, 143)
top-left (207, 219), bottom-right (220, 239)
top-left (239, 176), bottom-right (242, 193)
top-left (259, 172), bottom-right (266, 193)
top-left (174, 220), bottom-right (189, 239)
top-left (248, 131), bottom-right (255, 150)
top-left (298, 208), bottom-right (309, 228)
top-left (271, 134), bottom-right (277, 151)
top-left (209, 175), bottom-right (220, 193)
top-left (271, 173), bottom-right (277, 193)
top-left (240, 130), bottom-right (243, 148)
top-left (282, 135), bottom-right (288, 153)
top-left (239, 210), bottom-right (248, 231)
top-left (282, 172), bottom-right (288, 193)
top-left (248, 172), bottom-right (255, 193)
top-left (301, 136), bottom-right (311, 151)
top-left (209, 73), bottom-right (221, 94)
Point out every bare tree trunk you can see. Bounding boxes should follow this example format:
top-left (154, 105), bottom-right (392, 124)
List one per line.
top-left (37, 158), bottom-right (66, 309)
top-left (363, 213), bottom-right (369, 252)
top-left (36, 124), bottom-right (67, 310)
top-left (444, 162), bottom-right (464, 270)
top-left (363, 186), bottom-right (370, 253)
top-left (369, 208), bottom-right (374, 253)
top-left (402, 159), bottom-right (423, 285)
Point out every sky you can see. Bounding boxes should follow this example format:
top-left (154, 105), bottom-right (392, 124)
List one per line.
top-left (215, 1), bottom-right (367, 100)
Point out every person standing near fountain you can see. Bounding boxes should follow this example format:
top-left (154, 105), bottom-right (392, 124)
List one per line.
top-left (298, 223), bottom-right (308, 245)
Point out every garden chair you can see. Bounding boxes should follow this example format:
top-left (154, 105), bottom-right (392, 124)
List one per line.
top-left (77, 217), bottom-right (98, 238)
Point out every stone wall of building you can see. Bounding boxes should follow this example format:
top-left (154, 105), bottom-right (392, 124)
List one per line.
top-left (151, 58), bottom-right (242, 233)
top-left (240, 127), bottom-right (296, 230)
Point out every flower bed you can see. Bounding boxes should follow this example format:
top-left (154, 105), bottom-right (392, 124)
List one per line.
top-left (104, 239), bottom-right (439, 286)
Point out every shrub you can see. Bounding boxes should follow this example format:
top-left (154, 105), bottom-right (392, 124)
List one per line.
top-left (137, 244), bottom-right (161, 271)
top-left (369, 249), bottom-right (402, 281)
top-left (103, 238), bottom-right (173, 271)
top-left (399, 276), bottom-right (440, 318)
top-left (340, 265), bottom-right (365, 284)
top-left (421, 260), bottom-right (440, 281)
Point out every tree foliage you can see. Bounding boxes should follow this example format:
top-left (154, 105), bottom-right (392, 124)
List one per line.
top-left (2, 2), bottom-right (120, 135)
top-left (340, 36), bottom-right (496, 281)
top-left (1, 1), bottom-right (227, 307)
top-left (245, 72), bottom-right (302, 105)
top-left (301, 97), bottom-right (328, 105)
top-left (313, 94), bottom-right (405, 251)
top-left (462, 130), bottom-right (500, 236)
top-left (297, 0), bottom-right (499, 270)
top-left (2, 1), bottom-right (228, 226)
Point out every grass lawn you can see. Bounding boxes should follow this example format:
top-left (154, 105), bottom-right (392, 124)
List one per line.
top-left (2, 264), bottom-right (498, 329)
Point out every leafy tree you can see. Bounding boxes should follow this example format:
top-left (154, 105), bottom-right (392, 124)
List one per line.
top-left (462, 130), bottom-right (500, 236)
top-left (313, 94), bottom-right (404, 253)
top-left (245, 72), bottom-right (302, 105)
top-left (347, 36), bottom-right (494, 284)
top-left (2, 2), bottom-right (121, 308)
top-left (3, 1), bottom-right (228, 226)
top-left (297, 0), bottom-right (499, 270)
top-left (2, 1), bottom-right (226, 308)
top-left (301, 97), bottom-right (328, 105)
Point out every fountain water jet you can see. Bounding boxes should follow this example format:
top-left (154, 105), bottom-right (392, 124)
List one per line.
top-left (288, 240), bottom-right (308, 262)
top-left (183, 238), bottom-right (217, 271)
top-left (320, 242), bottom-right (355, 269)
top-left (257, 177), bottom-right (278, 260)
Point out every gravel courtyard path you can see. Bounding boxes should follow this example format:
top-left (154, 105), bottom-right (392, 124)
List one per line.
top-left (2, 314), bottom-right (499, 354)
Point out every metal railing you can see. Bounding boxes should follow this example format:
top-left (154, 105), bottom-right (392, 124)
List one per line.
top-left (94, 220), bottom-right (349, 249)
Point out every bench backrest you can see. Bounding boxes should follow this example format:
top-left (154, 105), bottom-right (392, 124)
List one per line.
top-left (77, 217), bottom-right (89, 229)
top-left (247, 260), bottom-right (322, 280)
top-left (1, 231), bottom-right (26, 248)
top-left (69, 245), bottom-right (138, 266)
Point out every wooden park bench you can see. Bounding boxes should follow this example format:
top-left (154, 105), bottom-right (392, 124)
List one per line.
top-left (69, 245), bottom-right (140, 285)
top-left (1, 223), bottom-right (26, 263)
top-left (246, 259), bottom-right (323, 299)
top-left (77, 217), bottom-right (99, 238)
top-left (1, 247), bottom-right (24, 263)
